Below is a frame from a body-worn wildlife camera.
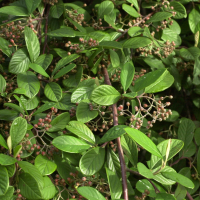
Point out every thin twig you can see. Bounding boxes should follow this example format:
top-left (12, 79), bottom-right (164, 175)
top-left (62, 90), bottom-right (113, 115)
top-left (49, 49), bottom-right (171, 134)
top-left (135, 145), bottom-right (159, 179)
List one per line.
top-left (186, 192), bottom-right (194, 200)
top-left (102, 67), bottom-right (128, 200)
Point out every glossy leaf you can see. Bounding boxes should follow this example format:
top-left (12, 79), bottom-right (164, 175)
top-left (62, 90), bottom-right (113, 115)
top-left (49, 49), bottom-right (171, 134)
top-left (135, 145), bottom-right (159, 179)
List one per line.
top-left (0, 154), bottom-right (17, 166)
top-left (106, 167), bottom-right (122, 199)
top-left (0, 37), bottom-right (12, 57)
top-left (35, 54), bottom-right (53, 70)
top-left (47, 27), bottom-right (75, 38)
top-left (53, 63), bottom-right (76, 79)
top-left (76, 99), bottom-right (98, 123)
top-left (175, 184), bottom-right (187, 200)
top-left (48, 112), bottom-right (70, 132)
top-left (32, 102), bottom-right (55, 116)
top-left (77, 186), bottom-right (106, 200)
top-left (66, 121), bottom-right (95, 144)
top-left (180, 47), bottom-right (200, 60)
top-left (109, 49), bottom-right (120, 68)
top-left (125, 128), bottom-right (162, 158)
top-left (52, 136), bottom-right (91, 153)
top-left (155, 193), bottom-right (176, 200)
top-left (0, 186), bottom-right (14, 199)
top-left (18, 173), bottom-right (42, 199)
top-left (137, 162), bottom-right (154, 179)
top-left (0, 134), bottom-right (8, 149)
top-left (98, 125), bottom-right (128, 144)
top-left (10, 117), bottom-right (27, 147)
top-left (133, 69), bottom-right (174, 93)
top-left (4, 103), bottom-right (24, 115)
top-left (44, 82), bottom-right (62, 102)
top-left (9, 48), bottom-right (30, 74)
top-left (0, 165), bottom-right (9, 195)
top-left (0, 74), bottom-right (6, 93)
top-left (0, 6), bottom-right (29, 16)
top-left (50, 0), bottom-right (64, 18)
top-left (91, 85), bottom-right (121, 106)
top-left (17, 71), bottom-right (40, 98)
top-left (24, 26), bottom-right (40, 62)
top-left (98, 1), bottom-right (114, 19)
top-left (120, 62), bottom-right (135, 91)
top-left (122, 4), bottom-right (139, 17)
top-left (189, 8), bottom-right (200, 33)
top-left (35, 155), bottom-right (57, 175)
top-left (146, 12), bottom-right (173, 22)
top-left (29, 63), bottom-right (49, 78)
top-left (123, 37), bottom-right (152, 49)
top-left (162, 172), bottom-right (194, 189)
top-left (41, 176), bottom-right (57, 199)
top-left (80, 147), bottom-right (105, 175)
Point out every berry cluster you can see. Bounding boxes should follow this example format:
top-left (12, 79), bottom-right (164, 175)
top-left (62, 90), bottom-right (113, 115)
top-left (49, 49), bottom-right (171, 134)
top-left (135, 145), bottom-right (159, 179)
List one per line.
top-left (43, 0), bottom-right (58, 5)
top-left (134, 189), bottom-right (150, 200)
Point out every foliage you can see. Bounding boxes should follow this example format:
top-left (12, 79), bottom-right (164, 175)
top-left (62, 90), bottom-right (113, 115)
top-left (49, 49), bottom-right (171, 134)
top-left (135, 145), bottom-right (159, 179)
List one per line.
top-left (0, 0), bottom-right (200, 200)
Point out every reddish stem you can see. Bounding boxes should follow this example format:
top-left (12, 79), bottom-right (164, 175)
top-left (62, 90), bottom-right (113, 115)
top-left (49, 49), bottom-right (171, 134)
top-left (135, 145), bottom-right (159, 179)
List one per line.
top-left (102, 67), bottom-right (129, 200)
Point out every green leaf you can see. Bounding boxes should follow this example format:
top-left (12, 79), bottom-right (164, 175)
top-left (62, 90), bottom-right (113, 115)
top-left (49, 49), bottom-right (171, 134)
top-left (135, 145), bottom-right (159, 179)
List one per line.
top-left (98, 41), bottom-right (122, 49)
top-left (137, 162), bottom-right (154, 179)
top-left (13, 145), bottom-right (22, 158)
top-left (9, 48), bottom-right (30, 74)
top-left (80, 147), bottom-right (105, 175)
top-left (170, 1), bottom-right (186, 19)
top-left (98, 1), bottom-right (114, 19)
top-left (52, 136), bottom-right (91, 153)
top-left (10, 117), bottom-right (27, 148)
top-left (0, 134), bottom-right (8, 149)
top-left (32, 102), bottom-right (55, 116)
top-left (18, 173), bottom-right (42, 199)
top-left (120, 62), bottom-right (135, 91)
top-left (125, 128), bottom-right (162, 158)
top-left (4, 103), bottom-right (24, 115)
top-left (126, 0), bottom-right (139, 10)
top-left (189, 8), bottom-right (200, 33)
top-left (29, 63), bottom-right (49, 78)
top-left (162, 28), bottom-right (182, 46)
top-left (44, 82), bottom-right (62, 102)
top-left (136, 179), bottom-right (156, 198)
top-left (35, 54), bottom-right (53, 70)
top-left (109, 49), bottom-right (120, 68)
top-left (53, 63), bottom-right (76, 79)
top-left (0, 74), bottom-right (6, 93)
top-left (162, 172), bottom-right (194, 189)
top-left (0, 37), bottom-right (12, 57)
top-left (122, 4), bottom-right (140, 17)
top-left (77, 186), bottom-right (106, 200)
top-left (17, 161), bottom-right (44, 188)
top-left (0, 165), bottom-right (9, 195)
top-left (133, 69), bottom-right (174, 93)
top-left (6, 164), bottom-right (15, 177)
top-left (0, 186), bottom-right (14, 200)
top-left (123, 37), bottom-right (152, 48)
top-left (76, 99), bottom-right (99, 123)
top-left (175, 184), bottom-right (187, 200)
top-left (35, 155), bottom-right (57, 175)
top-left (0, 154), bottom-right (17, 166)
top-left (146, 12), bottom-right (173, 23)
top-left (128, 27), bottom-right (143, 37)
top-left (13, 88), bottom-right (27, 95)
top-left (24, 26), bottom-right (40, 62)
top-left (107, 148), bottom-right (121, 177)
top-left (178, 118), bottom-right (195, 155)
top-left (66, 121), bottom-right (95, 144)
top-left (121, 134), bottom-right (138, 166)
top-left (52, 54), bottom-right (79, 75)
top-left (20, 95), bottom-right (39, 110)
top-left (71, 86), bottom-right (96, 103)
top-left (54, 48), bottom-right (68, 57)
top-left (17, 71), bottom-right (40, 98)
top-left (47, 27), bottom-right (75, 37)
top-left (122, 92), bottom-right (137, 98)
top-left (66, 16), bottom-right (87, 33)
top-left (151, 139), bottom-right (184, 169)
top-left (105, 167), bottom-right (122, 199)
top-left (180, 47), bottom-right (200, 60)
top-left (48, 112), bottom-right (70, 132)
top-left (98, 125), bottom-right (127, 144)
top-left (0, 110), bottom-right (19, 121)
top-left (25, 0), bottom-right (41, 14)
top-left (155, 193), bottom-right (176, 200)
top-left (194, 127), bottom-right (200, 146)
top-left (55, 93), bottom-right (74, 110)
top-left (91, 85), bottom-right (121, 106)
top-left (50, 0), bottom-right (64, 18)
top-left (41, 176), bottom-right (57, 199)
top-left (152, 166), bottom-right (176, 185)
top-left (0, 6), bottom-right (29, 16)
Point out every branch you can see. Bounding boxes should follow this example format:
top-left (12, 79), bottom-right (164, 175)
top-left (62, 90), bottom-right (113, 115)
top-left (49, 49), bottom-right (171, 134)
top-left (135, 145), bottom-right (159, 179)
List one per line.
top-left (43, 4), bottom-right (50, 54)
top-left (102, 67), bottom-right (128, 200)
top-left (186, 192), bottom-right (194, 200)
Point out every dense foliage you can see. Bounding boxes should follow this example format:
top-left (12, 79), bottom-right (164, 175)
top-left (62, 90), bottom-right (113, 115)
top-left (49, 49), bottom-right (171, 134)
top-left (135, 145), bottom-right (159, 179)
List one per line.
top-left (0, 0), bottom-right (200, 199)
